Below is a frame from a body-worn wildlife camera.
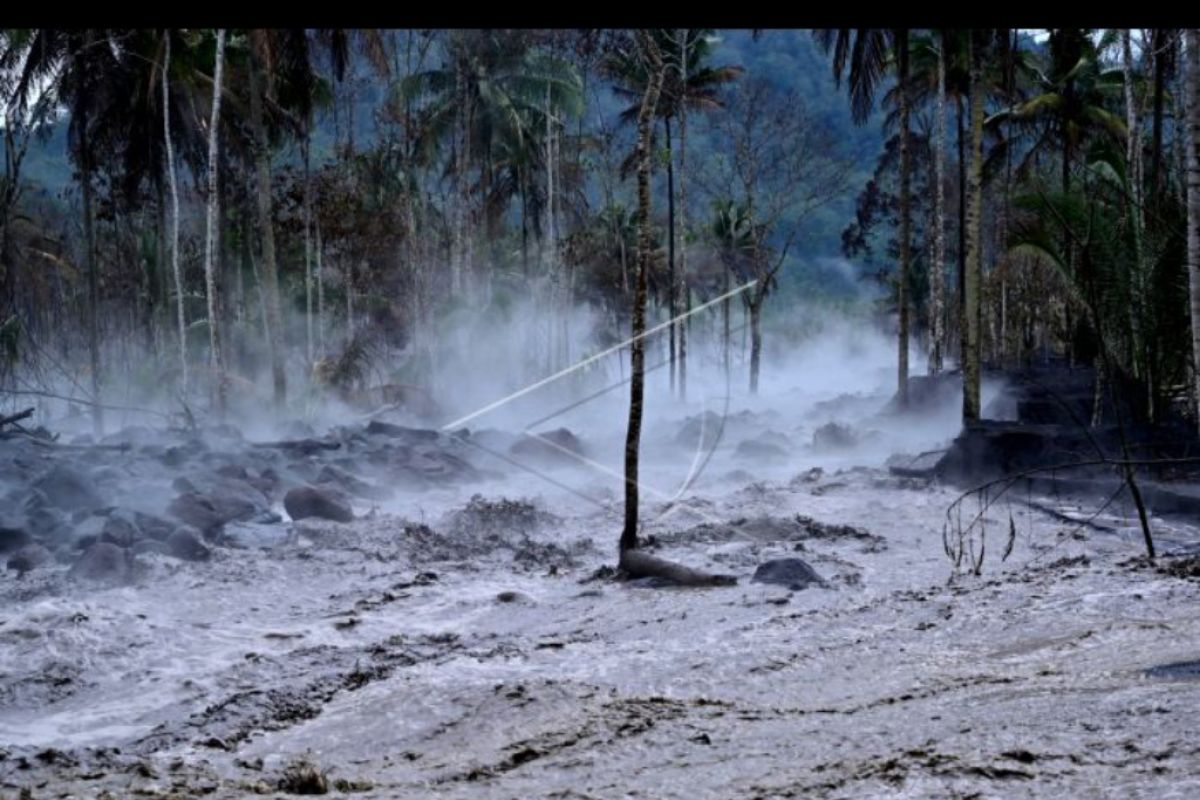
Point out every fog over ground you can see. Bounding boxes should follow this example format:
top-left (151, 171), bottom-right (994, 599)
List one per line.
top-left (2, 298), bottom-right (1198, 799)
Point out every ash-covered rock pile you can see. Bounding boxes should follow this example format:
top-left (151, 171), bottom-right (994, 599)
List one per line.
top-left (0, 417), bottom-right (495, 588)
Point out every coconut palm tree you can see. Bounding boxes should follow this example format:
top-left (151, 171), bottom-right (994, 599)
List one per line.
top-left (605, 29), bottom-right (741, 397)
top-left (620, 30), bottom-right (665, 557)
top-left (963, 30), bottom-right (986, 422)
top-left (1187, 29), bottom-right (1200, 431)
top-left (3, 29), bottom-right (127, 434)
top-left (815, 28), bottom-right (914, 405)
top-left (401, 31), bottom-right (582, 294)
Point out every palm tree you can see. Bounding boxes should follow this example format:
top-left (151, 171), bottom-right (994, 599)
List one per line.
top-left (908, 31), bottom-right (952, 374)
top-left (816, 28), bottom-right (914, 406)
top-left (1187, 29), bottom-right (1200, 431)
top-left (619, 30), bottom-right (665, 557)
top-left (605, 29), bottom-right (741, 397)
top-left (963, 30), bottom-right (986, 422)
top-left (4, 29), bottom-right (126, 434)
top-left (401, 31), bottom-right (582, 294)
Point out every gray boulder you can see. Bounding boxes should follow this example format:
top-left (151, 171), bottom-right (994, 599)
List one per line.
top-left (168, 491), bottom-right (259, 534)
top-left (0, 526), bottom-right (32, 554)
top-left (70, 542), bottom-right (132, 585)
top-left (284, 485), bottom-right (354, 523)
top-left (7, 543), bottom-right (52, 576)
top-left (165, 528), bottom-right (211, 561)
top-left (750, 558), bottom-right (825, 591)
top-left (34, 465), bottom-right (102, 512)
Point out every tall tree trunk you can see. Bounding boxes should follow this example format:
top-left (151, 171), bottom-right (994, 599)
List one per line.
top-left (249, 32), bottom-right (287, 408)
top-left (1187, 29), bottom-right (1200, 432)
top-left (723, 251), bottom-right (731, 378)
top-left (897, 30), bottom-right (911, 405)
top-left (346, 263), bottom-right (354, 342)
top-left (154, 180), bottom-right (168, 347)
top-left (450, 61), bottom-right (464, 294)
top-left (665, 115), bottom-right (676, 394)
top-left (957, 94), bottom-right (967, 362)
top-left (1124, 29), bottom-right (1147, 384)
top-left (749, 295), bottom-right (763, 394)
top-left (963, 30), bottom-right (985, 422)
top-left (303, 124), bottom-right (313, 367)
top-left (677, 28), bottom-right (689, 402)
top-left (1151, 29), bottom-right (1167, 202)
top-left (163, 31), bottom-right (187, 396)
top-left (78, 49), bottom-right (102, 435)
top-left (620, 33), bottom-right (664, 555)
top-left (204, 29), bottom-right (227, 415)
top-left (930, 31), bottom-right (948, 375)
top-left (316, 220), bottom-right (325, 356)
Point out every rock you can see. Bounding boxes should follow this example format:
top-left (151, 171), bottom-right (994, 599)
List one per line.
top-left (70, 542), bottom-right (131, 585)
top-left (165, 528), bottom-right (211, 561)
top-left (131, 540), bottom-right (169, 557)
top-left (215, 463), bottom-right (250, 481)
top-left (509, 428), bottom-right (585, 462)
top-left (133, 512), bottom-right (176, 542)
top-left (33, 465), bottom-right (102, 512)
top-left (169, 491), bottom-right (259, 534)
top-left (0, 526), bottom-right (32, 554)
top-left (318, 464), bottom-right (391, 501)
top-left (812, 422), bottom-right (857, 451)
top-left (495, 590), bottom-right (531, 604)
top-left (735, 438), bottom-right (789, 460)
top-left (26, 507), bottom-right (68, 539)
top-left (7, 543), bottom-right (52, 576)
top-left (99, 511), bottom-right (142, 548)
top-left (751, 558), bottom-right (825, 591)
top-left (791, 467), bottom-right (824, 484)
top-left (284, 486), bottom-right (354, 523)
top-left (365, 420), bottom-right (439, 443)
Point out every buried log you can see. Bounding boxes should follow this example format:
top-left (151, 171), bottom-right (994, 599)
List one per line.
top-left (0, 407), bottom-right (34, 428)
top-left (618, 548), bottom-right (737, 587)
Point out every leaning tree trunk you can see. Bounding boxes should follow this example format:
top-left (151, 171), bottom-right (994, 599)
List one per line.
top-left (1187, 29), bottom-right (1200, 433)
top-left (204, 29), bottom-right (227, 415)
top-left (620, 33), bottom-right (666, 555)
top-left (897, 30), bottom-right (911, 406)
top-left (249, 33), bottom-right (287, 408)
top-left (163, 31), bottom-right (188, 395)
top-left (930, 30), bottom-right (947, 376)
top-left (963, 30), bottom-right (985, 422)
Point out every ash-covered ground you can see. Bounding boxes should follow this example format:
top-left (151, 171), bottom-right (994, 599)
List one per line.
top-left (3, 332), bottom-right (1200, 799)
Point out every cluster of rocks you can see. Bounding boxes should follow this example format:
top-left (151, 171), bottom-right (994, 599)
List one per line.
top-left (0, 417), bottom-right (492, 588)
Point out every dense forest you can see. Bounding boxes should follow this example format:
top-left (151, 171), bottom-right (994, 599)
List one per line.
top-left (2, 29), bottom-right (1197, 438)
